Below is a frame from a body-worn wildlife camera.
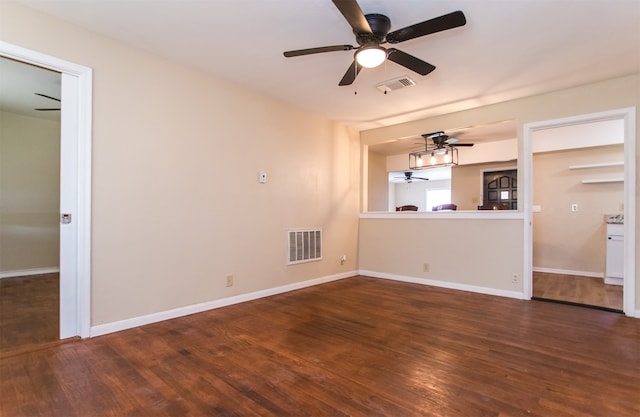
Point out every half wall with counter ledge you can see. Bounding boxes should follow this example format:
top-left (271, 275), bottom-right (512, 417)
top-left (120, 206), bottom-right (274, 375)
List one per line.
top-left (359, 211), bottom-right (525, 298)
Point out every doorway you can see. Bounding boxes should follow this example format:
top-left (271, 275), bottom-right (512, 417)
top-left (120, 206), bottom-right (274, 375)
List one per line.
top-left (0, 57), bottom-right (62, 352)
top-left (482, 169), bottom-right (517, 210)
top-left (0, 41), bottom-right (93, 339)
top-left (523, 108), bottom-right (636, 316)
top-left (532, 141), bottom-right (624, 311)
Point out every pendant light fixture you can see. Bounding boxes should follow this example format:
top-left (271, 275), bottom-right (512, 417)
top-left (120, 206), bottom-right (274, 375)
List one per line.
top-left (409, 146), bottom-right (458, 169)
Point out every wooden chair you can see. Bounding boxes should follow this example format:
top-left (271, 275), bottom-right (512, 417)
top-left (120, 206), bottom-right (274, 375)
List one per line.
top-left (396, 205), bottom-right (418, 211)
top-left (432, 203), bottom-right (457, 211)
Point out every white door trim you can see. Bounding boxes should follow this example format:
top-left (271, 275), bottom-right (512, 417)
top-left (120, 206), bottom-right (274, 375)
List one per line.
top-left (523, 107), bottom-right (636, 317)
top-left (0, 41), bottom-right (93, 337)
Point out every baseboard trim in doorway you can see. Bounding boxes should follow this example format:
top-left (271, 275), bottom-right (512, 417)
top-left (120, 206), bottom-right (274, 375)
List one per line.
top-left (0, 267), bottom-right (60, 279)
top-left (532, 267), bottom-right (604, 279)
top-left (0, 336), bottom-right (81, 360)
top-left (531, 296), bottom-right (624, 314)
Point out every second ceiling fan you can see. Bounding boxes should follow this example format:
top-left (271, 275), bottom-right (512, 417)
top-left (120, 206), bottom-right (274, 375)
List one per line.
top-left (283, 0), bottom-right (467, 86)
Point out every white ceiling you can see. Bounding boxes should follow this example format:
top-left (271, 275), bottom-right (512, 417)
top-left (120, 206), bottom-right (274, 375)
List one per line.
top-left (7, 0), bottom-right (640, 133)
top-left (0, 57), bottom-right (61, 121)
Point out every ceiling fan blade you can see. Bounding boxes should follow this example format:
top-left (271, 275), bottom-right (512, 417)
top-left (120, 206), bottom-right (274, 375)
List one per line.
top-left (413, 177), bottom-right (429, 181)
top-left (35, 108), bottom-right (61, 111)
top-left (423, 131), bottom-right (445, 139)
top-left (332, 0), bottom-right (372, 34)
top-left (284, 45), bottom-right (354, 57)
top-left (450, 143), bottom-right (474, 147)
top-left (34, 93), bottom-right (61, 102)
top-left (338, 60), bottom-right (363, 86)
top-left (387, 49), bottom-right (435, 76)
top-left (386, 11), bottom-right (466, 44)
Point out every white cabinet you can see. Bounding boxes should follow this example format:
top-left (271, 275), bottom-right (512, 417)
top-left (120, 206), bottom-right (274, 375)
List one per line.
top-left (605, 223), bottom-right (623, 285)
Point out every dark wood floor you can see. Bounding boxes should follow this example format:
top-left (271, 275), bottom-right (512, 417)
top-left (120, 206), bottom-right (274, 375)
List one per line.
top-left (532, 271), bottom-right (623, 310)
top-left (1, 276), bottom-right (638, 417)
top-left (0, 273), bottom-right (59, 355)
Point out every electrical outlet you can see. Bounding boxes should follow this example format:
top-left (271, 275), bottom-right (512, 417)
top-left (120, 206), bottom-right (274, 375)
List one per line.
top-left (512, 273), bottom-right (518, 283)
top-left (340, 255), bottom-right (347, 265)
top-left (571, 203), bottom-right (578, 212)
top-left (423, 263), bottom-right (430, 272)
top-left (226, 274), bottom-right (233, 287)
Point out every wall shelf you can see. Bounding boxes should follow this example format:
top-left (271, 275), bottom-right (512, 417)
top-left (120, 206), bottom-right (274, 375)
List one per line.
top-left (569, 162), bottom-right (624, 170)
top-left (581, 178), bottom-right (624, 184)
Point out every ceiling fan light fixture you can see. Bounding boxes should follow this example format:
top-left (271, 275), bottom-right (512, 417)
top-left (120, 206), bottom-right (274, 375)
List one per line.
top-left (355, 45), bottom-right (387, 68)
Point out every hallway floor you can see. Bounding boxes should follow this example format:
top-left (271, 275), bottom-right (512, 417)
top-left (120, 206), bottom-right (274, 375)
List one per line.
top-left (0, 273), bottom-right (59, 356)
top-left (532, 271), bottom-right (623, 311)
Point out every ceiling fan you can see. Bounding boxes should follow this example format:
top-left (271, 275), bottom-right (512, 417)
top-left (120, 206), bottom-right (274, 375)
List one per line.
top-left (283, 0), bottom-right (467, 86)
top-left (421, 131), bottom-right (475, 150)
top-left (393, 171), bottom-right (429, 183)
top-left (34, 93), bottom-right (60, 111)
top-left (409, 131), bottom-right (474, 169)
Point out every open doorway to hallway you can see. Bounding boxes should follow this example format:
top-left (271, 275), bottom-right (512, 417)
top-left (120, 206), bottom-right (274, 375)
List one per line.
top-left (1, 40), bottom-right (93, 340)
top-left (0, 57), bottom-right (62, 353)
top-left (532, 140), bottom-right (624, 312)
top-left (525, 109), bottom-right (635, 316)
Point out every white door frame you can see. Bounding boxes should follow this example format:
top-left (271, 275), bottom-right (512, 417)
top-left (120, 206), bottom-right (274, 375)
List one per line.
top-left (0, 41), bottom-right (93, 337)
top-left (523, 107), bottom-right (636, 317)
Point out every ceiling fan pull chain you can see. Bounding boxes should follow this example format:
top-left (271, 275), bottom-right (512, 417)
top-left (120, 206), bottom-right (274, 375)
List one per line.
top-left (353, 58), bottom-right (358, 95)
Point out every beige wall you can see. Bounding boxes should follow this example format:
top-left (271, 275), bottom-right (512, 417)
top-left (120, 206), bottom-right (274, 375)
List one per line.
top-left (0, 111), bottom-right (60, 273)
top-left (359, 217), bottom-right (523, 292)
top-left (533, 145), bottom-right (624, 274)
top-left (367, 150), bottom-right (387, 211)
top-left (451, 160), bottom-right (517, 210)
top-left (0, 3), bottom-right (360, 325)
top-left (360, 74), bottom-right (639, 306)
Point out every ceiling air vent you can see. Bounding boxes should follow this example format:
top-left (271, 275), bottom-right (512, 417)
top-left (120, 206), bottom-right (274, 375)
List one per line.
top-left (376, 76), bottom-right (416, 93)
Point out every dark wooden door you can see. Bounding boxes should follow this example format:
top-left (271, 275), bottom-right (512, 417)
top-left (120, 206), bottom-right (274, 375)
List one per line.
top-left (483, 169), bottom-right (517, 210)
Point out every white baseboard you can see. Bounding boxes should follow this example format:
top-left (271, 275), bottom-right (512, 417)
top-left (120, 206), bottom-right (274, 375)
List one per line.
top-left (532, 267), bottom-right (604, 279)
top-left (359, 270), bottom-right (527, 300)
top-left (90, 270), bottom-right (356, 337)
top-left (604, 276), bottom-right (623, 286)
top-left (0, 267), bottom-right (60, 279)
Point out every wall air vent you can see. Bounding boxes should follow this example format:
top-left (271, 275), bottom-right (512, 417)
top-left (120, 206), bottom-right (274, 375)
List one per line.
top-left (375, 76), bottom-right (416, 94)
top-left (288, 229), bottom-right (322, 265)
